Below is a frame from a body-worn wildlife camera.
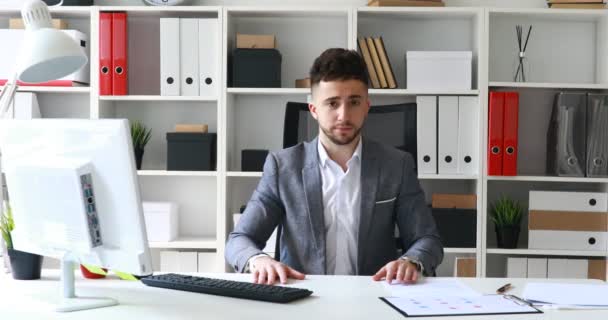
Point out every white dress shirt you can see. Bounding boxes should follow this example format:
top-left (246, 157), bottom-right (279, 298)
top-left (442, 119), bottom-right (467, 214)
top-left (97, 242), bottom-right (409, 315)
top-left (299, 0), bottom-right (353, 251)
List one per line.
top-left (317, 138), bottom-right (362, 275)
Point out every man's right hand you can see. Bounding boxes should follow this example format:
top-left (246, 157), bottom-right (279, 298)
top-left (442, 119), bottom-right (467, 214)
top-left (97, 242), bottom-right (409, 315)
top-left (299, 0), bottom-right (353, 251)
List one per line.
top-left (250, 256), bottom-right (306, 285)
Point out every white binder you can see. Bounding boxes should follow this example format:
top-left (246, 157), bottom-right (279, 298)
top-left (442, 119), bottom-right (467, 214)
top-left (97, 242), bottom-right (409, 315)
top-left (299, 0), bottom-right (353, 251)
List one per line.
top-left (566, 259), bottom-right (589, 279)
top-left (416, 96), bottom-right (437, 174)
top-left (527, 258), bottom-right (547, 278)
top-left (457, 96), bottom-right (478, 175)
top-left (160, 18), bottom-right (180, 96)
top-left (547, 259), bottom-right (569, 278)
top-left (506, 257), bottom-right (527, 278)
top-left (160, 250), bottom-right (180, 272)
top-left (438, 96), bottom-right (459, 174)
top-left (198, 18), bottom-right (219, 97)
top-left (4, 92), bottom-right (41, 119)
top-left (180, 18), bottom-right (199, 96)
top-left (529, 191), bottom-right (608, 212)
top-left (529, 230), bottom-right (608, 251)
top-left (198, 252), bottom-right (220, 273)
top-left (177, 251), bottom-right (199, 272)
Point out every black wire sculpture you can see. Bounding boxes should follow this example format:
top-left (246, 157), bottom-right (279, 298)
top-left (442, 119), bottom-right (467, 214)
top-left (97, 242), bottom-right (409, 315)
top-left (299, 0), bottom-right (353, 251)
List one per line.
top-left (514, 25), bottom-right (532, 82)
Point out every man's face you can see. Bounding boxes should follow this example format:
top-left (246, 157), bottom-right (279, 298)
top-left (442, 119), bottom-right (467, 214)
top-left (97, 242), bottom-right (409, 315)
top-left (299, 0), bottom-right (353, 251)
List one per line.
top-left (309, 79), bottom-right (370, 146)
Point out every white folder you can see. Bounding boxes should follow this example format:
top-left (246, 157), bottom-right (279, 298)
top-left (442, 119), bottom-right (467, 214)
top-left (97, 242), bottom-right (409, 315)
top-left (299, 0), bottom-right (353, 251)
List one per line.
top-left (416, 96), bottom-right (437, 174)
top-left (438, 96), bottom-right (459, 174)
top-left (4, 92), bottom-right (41, 119)
top-left (198, 252), bottom-right (220, 273)
top-left (179, 19), bottom-right (199, 96)
top-left (198, 18), bottom-right (219, 97)
top-left (177, 251), bottom-right (198, 272)
top-left (527, 258), bottom-right (547, 278)
top-left (506, 257), bottom-right (527, 278)
top-left (160, 250), bottom-right (180, 272)
top-left (529, 191), bottom-right (608, 212)
top-left (547, 259), bottom-right (569, 278)
top-left (457, 96), bottom-right (478, 175)
top-left (529, 230), bottom-right (608, 251)
top-left (566, 259), bottom-right (589, 279)
top-left (160, 18), bottom-right (180, 96)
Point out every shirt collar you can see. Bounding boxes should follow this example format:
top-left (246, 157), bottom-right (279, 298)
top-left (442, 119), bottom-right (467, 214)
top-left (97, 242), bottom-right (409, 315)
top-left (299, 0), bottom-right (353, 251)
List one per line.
top-left (317, 136), bottom-right (363, 168)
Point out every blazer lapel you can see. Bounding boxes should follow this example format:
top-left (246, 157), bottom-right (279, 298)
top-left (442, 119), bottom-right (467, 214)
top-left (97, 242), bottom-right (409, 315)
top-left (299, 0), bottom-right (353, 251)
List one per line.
top-left (358, 138), bottom-right (379, 273)
top-left (301, 138), bottom-right (326, 273)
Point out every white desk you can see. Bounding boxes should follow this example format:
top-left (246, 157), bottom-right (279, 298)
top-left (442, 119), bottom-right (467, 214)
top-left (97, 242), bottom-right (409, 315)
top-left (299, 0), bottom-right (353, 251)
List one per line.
top-left (1, 270), bottom-right (607, 319)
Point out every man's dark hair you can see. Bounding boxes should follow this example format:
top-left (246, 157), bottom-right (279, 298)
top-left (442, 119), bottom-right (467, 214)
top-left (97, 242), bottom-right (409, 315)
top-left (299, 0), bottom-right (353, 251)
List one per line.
top-left (309, 48), bottom-right (369, 88)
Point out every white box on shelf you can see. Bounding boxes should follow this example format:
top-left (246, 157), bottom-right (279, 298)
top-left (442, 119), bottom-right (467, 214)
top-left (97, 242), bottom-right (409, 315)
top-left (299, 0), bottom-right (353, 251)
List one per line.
top-left (406, 51), bottom-right (472, 91)
top-left (198, 252), bottom-right (220, 273)
top-left (142, 201), bottom-right (179, 242)
top-left (507, 257), bottom-right (527, 278)
top-left (527, 258), bottom-right (548, 279)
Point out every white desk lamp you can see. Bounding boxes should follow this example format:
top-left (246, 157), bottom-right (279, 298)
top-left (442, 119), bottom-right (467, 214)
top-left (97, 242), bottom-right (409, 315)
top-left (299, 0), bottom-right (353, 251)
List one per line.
top-left (0, 0), bottom-right (88, 118)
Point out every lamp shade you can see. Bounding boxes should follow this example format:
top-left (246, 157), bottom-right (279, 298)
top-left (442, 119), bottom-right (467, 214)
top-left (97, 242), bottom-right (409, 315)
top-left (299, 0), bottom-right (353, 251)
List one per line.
top-left (18, 29), bottom-right (88, 83)
top-left (17, 0), bottom-right (88, 83)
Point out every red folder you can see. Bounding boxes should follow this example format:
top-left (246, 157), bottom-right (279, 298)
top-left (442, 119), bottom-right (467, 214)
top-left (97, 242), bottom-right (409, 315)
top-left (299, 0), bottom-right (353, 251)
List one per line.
top-left (99, 12), bottom-right (112, 95)
top-left (112, 12), bottom-right (127, 95)
top-left (488, 91), bottom-right (504, 176)
top-left (503, 92), bottom-right (519, 176)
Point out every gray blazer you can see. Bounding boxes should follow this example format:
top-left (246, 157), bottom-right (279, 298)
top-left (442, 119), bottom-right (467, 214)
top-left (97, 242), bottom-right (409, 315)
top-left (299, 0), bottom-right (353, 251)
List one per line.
top-left (225, 137), bottom-right (443, 276)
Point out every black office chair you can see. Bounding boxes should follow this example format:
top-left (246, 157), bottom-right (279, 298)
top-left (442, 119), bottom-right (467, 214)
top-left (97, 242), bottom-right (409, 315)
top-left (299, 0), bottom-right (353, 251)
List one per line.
top-left (275, 101), bottom-right (418, 262)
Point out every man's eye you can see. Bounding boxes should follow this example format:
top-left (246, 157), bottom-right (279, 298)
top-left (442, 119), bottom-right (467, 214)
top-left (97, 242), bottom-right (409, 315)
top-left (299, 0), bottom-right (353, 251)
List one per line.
top-left (351, 99), bottom-right (361, 106)
top-left (329, 101), bottom-right (339, 108)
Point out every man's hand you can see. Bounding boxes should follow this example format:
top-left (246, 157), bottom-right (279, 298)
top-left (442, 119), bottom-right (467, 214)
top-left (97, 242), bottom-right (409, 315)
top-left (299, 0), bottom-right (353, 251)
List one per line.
top-left (372, 259), bottom-right (419, 284)
top-left (251, 256), bottom-right (306, 285)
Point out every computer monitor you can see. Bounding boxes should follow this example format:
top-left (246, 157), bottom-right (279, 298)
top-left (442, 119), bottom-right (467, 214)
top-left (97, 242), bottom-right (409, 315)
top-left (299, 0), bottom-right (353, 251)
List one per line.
top-left (0, 119), bottom-right (152, 312)
top-left (283, 101), bottom-right (417, 163)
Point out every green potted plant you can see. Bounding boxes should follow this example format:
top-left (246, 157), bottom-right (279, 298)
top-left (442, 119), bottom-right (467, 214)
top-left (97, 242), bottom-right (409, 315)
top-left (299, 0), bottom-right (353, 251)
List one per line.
top-left (130, 121), bottom-right (152, 170)
top-left (491, 196), bottom-right (524, 249)
top-left (0, 202), bottom-right (43, 280)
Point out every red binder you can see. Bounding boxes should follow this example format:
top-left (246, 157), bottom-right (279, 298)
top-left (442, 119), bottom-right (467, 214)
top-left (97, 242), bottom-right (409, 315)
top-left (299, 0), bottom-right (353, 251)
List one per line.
top-left (488, 91), bottom-right (504, 176)
top-left (99, 12), bottom-right (112, 95)
top-left (503, 92), bottom-right (519, 176)
top-left (112, 12), bottom-right (128, 95)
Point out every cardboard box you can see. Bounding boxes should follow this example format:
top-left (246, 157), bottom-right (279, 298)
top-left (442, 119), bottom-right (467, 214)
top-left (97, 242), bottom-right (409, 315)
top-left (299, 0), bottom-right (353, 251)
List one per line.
top-left (175, 124), bottom-right (208, 133)
top-left (9, 18), bottom-right (68, 29)
top-left (432, 193), bottom-right (477, 209)
top-left (295, 78), bottom-right (311, 88)
top-left (236, 34), bottom-right (276, 49)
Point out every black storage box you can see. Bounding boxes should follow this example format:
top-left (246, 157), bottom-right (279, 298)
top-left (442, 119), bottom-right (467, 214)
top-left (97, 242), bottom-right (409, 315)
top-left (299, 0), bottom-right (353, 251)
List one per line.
top-left (167, 132), bottom-right (216, 171)
top-left (242, 149), bottom-right (269, 172)
top-left (231, 49), bottom-right (281, 87)
top-left (432, 207), bottom-right (477, 248)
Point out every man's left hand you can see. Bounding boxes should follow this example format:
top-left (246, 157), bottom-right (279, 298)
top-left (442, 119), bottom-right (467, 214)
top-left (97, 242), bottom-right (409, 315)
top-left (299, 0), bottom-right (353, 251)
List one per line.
top-left (372, 259), bottom-right (419, 284)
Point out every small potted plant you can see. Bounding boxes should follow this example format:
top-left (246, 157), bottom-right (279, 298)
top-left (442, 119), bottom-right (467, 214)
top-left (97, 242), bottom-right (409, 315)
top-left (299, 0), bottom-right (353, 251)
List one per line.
top-left (491, 196), bottom-right (524, 249)
top-left (0, 202), bottom-right (43, 280)
top-left (130, 121), bottom-right (152, 170)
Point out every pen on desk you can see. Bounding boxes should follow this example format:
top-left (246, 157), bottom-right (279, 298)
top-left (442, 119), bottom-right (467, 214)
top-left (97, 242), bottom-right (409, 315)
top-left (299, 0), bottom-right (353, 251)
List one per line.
top-left (496, 283), bottom-right (512, 294)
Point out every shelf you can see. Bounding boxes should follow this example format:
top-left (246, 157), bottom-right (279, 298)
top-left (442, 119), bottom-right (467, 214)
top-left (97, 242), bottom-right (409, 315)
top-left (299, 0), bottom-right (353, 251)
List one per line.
top-left (486, 175), bottom-right (608, 183)
top-left (226, 88), bottom-right (309, 95)
top-left (444, 248), bottom-right (477, 254)
top-left (369, 89), bottom-right (480, 96)
top-left (418, 174), bottom-right (478, 180)
top-left (227, 171), bottom-right (263, 178)
top-left (488, 7), bottom-right (606, 20)
top-left (489, 82), bottom-right (608, 90)
top-left (148, 236), bottom-right (217, 249)
top-left (100, 95), bottom-right (218, 102)
top-left (138, 170), bottom-right (218, 177)
top-left (0, 86), bottom-right (90, 94)
top-left (486, 248), bottom-right (607, 257)
top-left (0, 7), bottom-right (91, 18)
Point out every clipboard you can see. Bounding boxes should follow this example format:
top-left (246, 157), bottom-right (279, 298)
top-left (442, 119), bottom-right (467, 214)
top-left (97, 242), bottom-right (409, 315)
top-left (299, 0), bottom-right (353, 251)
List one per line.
top-left (380, 294), bottom-right (543, 317)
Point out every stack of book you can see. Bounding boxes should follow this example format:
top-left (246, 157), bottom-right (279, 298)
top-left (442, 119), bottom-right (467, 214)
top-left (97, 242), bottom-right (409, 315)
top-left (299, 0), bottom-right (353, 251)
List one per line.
top-left (368, 0), bottom-right (445, 7)
top-left (547, 0), bottom-right (607, 8)
top-left (357, 37), bottom-right (397, 89)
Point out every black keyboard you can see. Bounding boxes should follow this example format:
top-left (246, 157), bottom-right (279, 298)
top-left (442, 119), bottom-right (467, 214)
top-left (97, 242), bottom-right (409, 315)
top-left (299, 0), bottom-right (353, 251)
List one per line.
top-left (141, 273), bottom-right (313, 303)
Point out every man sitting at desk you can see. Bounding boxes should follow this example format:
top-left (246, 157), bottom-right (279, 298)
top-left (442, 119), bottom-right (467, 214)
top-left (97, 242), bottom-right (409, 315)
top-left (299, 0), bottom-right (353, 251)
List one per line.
top-left (225, 48), bottom-right (443, 285)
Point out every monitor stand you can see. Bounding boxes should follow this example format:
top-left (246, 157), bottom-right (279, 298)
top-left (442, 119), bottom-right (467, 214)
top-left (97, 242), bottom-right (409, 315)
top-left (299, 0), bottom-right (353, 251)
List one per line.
top-left (55, 259), bottom-right (117, 312)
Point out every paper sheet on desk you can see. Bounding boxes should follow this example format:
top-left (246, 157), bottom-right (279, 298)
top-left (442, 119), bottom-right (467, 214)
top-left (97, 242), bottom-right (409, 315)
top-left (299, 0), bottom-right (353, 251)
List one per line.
top-left (523, 283), bottom-right (608, 307)
top-left (382, 278), bottom-right (480, 298)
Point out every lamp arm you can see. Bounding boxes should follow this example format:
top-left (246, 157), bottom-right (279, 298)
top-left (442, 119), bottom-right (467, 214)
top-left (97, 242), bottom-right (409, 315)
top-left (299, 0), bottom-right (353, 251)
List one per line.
top-left (0, 73), bottom-right (19, 119)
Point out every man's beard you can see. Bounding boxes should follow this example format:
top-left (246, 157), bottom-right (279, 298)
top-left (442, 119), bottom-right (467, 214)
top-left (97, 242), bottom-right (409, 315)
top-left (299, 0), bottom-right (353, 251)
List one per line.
top-left (320, 123), bottom-right (362, 146)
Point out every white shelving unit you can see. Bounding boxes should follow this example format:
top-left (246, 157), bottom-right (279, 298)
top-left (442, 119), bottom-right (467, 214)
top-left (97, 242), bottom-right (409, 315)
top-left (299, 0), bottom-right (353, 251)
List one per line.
top-left (3, 1), bottom-right (606, 278)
